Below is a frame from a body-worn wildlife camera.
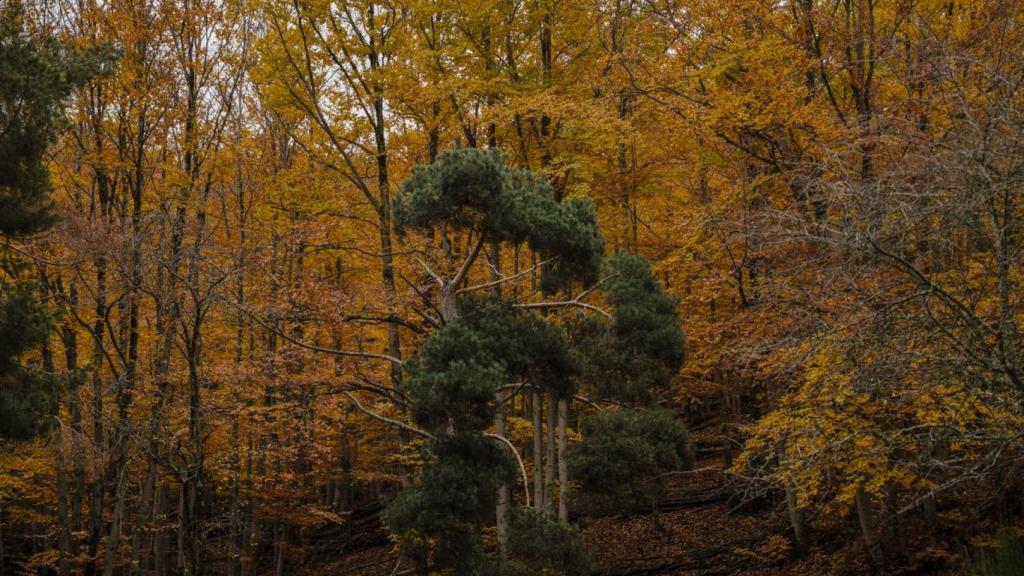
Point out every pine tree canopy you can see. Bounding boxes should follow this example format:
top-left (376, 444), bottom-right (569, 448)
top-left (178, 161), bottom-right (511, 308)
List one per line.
top-left (387, 148), bottom-right (691, 574)
top-left (404, 298), bottom-right (577, 433)
top-left (0, 4), bottom-right (108, 235)
top-left (568, 408), bottom-right (694, 514)
top-left (503, 508), bottom-right (592, 576)
top-left (394, 148), bottom-right (605, 292)
top-left (573, 253), bottom-right (686, 403)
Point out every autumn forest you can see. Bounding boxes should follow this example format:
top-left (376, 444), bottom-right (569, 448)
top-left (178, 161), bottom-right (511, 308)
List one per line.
top-left (2, 0), bottom-right (1024, 574)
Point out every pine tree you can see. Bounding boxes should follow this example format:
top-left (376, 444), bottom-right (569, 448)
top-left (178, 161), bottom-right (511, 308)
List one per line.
top-left (387, 149), bottom-right (691, 572)
top-left (568, 408), bottom-right (693, 514)
top-left (573, 253), bottom-right (687, 403)
top-left (0, 2), bottom-right (107, 439)
top-left (568, 254), bottom-right (692, 515)
top-left (386, 149), bottom-right (604, 574)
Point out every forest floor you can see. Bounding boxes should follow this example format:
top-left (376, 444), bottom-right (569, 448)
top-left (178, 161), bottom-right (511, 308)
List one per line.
top-left (306, 429), bottom-right (983, 576)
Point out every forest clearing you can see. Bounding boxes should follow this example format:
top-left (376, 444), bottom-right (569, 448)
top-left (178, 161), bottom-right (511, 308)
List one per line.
top-left (2, 0), bottom-right (1024, 574)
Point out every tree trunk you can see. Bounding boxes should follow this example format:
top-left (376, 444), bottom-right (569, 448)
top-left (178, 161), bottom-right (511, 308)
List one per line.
top-left (242, 434), bottom-right (255, 576)
top-left (176, 484), bottom-right (186, 575)
top-left (152, 486), bottom-right (165, 576)
top-left (544, 392), bottom-right (556, 511)
top-left (855, 485), bottom-right (885, 571)
top-left (495, 391), bottom-right (510, 558)
top-left (784, 479), bottom-right (809, 555)
top-left (55, 424), bottom-right (71, 576)
top-left (63, 282), bottom-right (83, 539)
top-left (101, 472), bottom-right (127, 576)
top-left (532, 390), bottom-right (544, 509)
top-left (228, 412), bottom-right (241, 576)
top-left (776, 439), bottom-right (809, 554)
top-left (557, 397), bottom-right (569, 522)
top-left (86, 258), bottom-right (107, 576)
top-left (273, 523), bottom-right (285, 576)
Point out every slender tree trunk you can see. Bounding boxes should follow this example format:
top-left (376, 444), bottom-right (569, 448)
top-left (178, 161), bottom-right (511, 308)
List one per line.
top-left (495, 391), bottom-right (510, 558)
top-left (776, 439), bottom-right (809, 554)
top-left (133, 360), bottom-right (170, 575)
top-left (228, 412), bottom-right (241, 576)
top-left (273, 523), bottom-right (285, 576)
top-left (784, 479), bottom-right (808, 554)
top-left (557, 398), bottom-right (569, 522)
top-left (63, 282), bottom-right (84, 539)
top-left (544, 392), bottom-right (556, 511)
top-left (86, 257), bottom-right (107, 576)
top-left (369, 22), bottom-right (409, 492)
top-left (152, 486), bottom-right (164, 576)
top-left (101, 471), bottom-right (127, 576)
top-left (55, 423), bottom-right (71, 576)
top-left (176, 484), bottom-right (186, 574)
top-left (532, 390), bottom-right (544, 509)
top-left (242, 435), bottom-right (255, 576)
top-left (855, 485), bottom-right (885, 571)
top-left (132, 437), bottom-right (158, 576)
top-left (182, 201), bottom-right (209, 576)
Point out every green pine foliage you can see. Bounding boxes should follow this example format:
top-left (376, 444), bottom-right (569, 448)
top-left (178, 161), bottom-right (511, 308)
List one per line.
top-left (573, 253), bottom-right (686, 403)
top-left (1, 2), bottom-right (109, 235)
top-left (388, 300), bottom-right (579, 572)
top-left (387, 150), bottom-right (689, 574)
top-left (0, 4), bottom-right (109, 439)
top-left (403, 320), bottom-right (509, 433)
top-left (0, 278), bottom-right (58, 440)
top-left (403, 299), bottom-right (577, 433)
top-left (568, 408), bottom-right (694, 514)
top-left (384, 434), bottom-right (515, 576)
top-left (455, 298), bottom-right (577, 398)
top-left (502, 508), bottom-right (592, 576)
top-left (394, 148), bottom-right (604, 293)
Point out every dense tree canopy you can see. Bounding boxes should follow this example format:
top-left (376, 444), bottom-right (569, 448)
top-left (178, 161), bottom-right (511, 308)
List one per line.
top-left (2, 0), bottom-right (1024, 575)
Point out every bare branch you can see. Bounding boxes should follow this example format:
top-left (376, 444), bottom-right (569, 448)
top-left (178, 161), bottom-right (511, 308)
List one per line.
top-left (231, 301), bottom-right (403, 366)
top-left (515, 300), bottom-right (612, 319)
top-left (458, 257), bottom-right (557, 295)
top-left (451, 233), bottom-right (487, 288)
top-left (340, 391), bottom-right (432, 440)
top-left (485, 433), bottom-right (531, 508)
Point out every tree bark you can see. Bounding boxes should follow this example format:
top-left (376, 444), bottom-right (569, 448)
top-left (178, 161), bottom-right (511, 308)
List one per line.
top-left (101, 471), bottom-right (127, 576)
top-left (85, 257), bottom-right (107, 576)
top-left (544, 392), bottom-right (556, 511)
top-left (776, 439), bottom-right (809, 554)
top-left (495, 391), bottom-right (510, 558)
top-left (532, 390), bottom-right (544, 509)
top-left (855, 485), bottom-right (885, 571)
top-left (784, 479), bottom-right (809, 555)
top-left (62, 281), bottom-right (84, 539)
top-left (55, 423), bottom-right (71, 576)
top-left (557, 397), bottom-right (569, 522)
